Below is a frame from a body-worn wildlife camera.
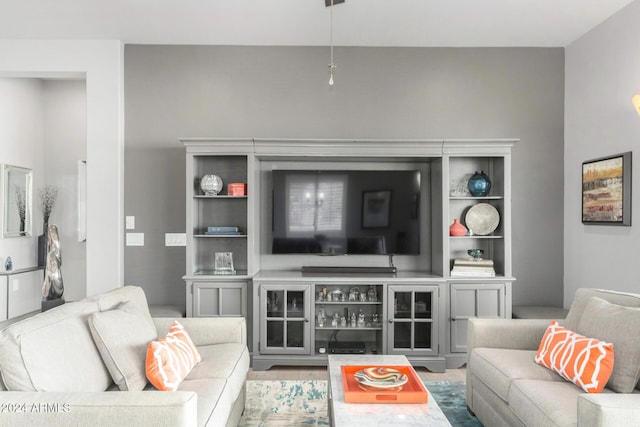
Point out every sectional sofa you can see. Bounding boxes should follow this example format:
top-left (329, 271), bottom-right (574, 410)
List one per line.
top-left (467, 288), bottom-right (640, 427)
top-left (0, 286), bottom-right (249, 427)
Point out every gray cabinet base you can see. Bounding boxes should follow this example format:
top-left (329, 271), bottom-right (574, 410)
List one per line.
top-left (251, 354), bottom-right (446, 373)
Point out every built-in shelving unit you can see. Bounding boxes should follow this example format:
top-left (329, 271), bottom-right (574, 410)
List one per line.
top-left (181, 138), bottom-right (516, 370)
top-left (181, 139), bottom-right (255, 317)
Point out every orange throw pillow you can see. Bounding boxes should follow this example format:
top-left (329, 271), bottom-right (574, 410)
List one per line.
top-left (535, 321), bottom-right (614, 393)
top-left (146, 321), bottom-right (202, 391)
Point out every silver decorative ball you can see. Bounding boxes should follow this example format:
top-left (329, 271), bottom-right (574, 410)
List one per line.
top-left (200, 174), bottom-right (223, 196)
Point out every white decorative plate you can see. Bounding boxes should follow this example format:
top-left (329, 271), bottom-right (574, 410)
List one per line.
top-left (465, 203), bottom-right (500, 236)
top-left (353, 367), bottom-right (408, 389)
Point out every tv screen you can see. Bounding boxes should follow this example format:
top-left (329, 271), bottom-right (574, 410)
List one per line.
top-left (271, 170), bottom-right (421, 255)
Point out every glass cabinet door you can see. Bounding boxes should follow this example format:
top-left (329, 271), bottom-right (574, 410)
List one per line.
top-left (260, 283), bottom-right (310, 355)
top-left (387, 285), bottom-right (439, 356)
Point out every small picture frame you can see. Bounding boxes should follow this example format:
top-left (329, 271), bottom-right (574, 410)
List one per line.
top-left (214, 252), bottom-right (235, 275)
top-left (362, 190), bottom-right (391, 228)
top-left (582, 152), bottom-right (632, 226)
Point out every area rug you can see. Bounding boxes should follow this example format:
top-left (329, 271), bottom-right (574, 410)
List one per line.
top-left (239, 380), bottom-right (329, 426)
top-left (239, 379), bottom-right (482, 426)
top-left (424, 381), bottom-right (483, 427)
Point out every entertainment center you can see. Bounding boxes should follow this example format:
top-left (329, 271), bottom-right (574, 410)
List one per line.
top-left (181, 138), bottom-right (516, 371)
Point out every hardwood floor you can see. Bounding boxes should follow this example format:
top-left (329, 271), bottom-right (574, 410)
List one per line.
top-left (247, 365), bottom-right (467, 382)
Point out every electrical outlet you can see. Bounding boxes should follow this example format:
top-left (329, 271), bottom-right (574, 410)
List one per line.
top-left (165, 233), bottom-right (186, 246)
top-left (126, 233), bottom-right (144, 246)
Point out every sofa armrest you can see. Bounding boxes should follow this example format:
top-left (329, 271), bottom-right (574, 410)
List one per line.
top-left (0, 390), bottom-right (197, 427)
top-left (467, 318), bottom-right (550, 352)
top-left (153, 316), bottom-right (247, 346)
top-left (578, 393), bottom-right (640, 427)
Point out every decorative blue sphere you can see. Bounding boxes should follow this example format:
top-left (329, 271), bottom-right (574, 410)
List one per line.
top-left (468, 170), bottom-right (492, 197)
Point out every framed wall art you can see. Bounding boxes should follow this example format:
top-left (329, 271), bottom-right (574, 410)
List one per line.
top-left (362, 190), bottom-right (391, 228)
top-left (582, 152), bottom-right (632, 225)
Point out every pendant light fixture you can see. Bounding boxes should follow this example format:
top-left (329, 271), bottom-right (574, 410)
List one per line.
top-left (326, 0), bottom-right (344, 86)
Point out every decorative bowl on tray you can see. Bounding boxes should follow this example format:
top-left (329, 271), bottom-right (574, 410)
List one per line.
top-left (354, 367), bottom-right (408, 389)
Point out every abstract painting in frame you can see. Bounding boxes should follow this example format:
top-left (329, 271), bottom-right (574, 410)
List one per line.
top-left (582, 152), bottom-right (632, 225)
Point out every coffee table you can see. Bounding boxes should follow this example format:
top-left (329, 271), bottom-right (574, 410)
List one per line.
top-left (327, 354), bottom-right (452, 426)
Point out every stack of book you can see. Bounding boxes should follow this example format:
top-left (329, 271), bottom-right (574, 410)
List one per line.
top-left (205, 226), bottom-right (242, 235)
top-left (451, 258), bottom-right (495, 277)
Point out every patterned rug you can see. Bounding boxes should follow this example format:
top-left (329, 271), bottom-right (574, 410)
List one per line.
top-left (239, 379), bottom-right (482, 426)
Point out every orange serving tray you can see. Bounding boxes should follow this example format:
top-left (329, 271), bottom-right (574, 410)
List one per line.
top-left (341, 365), bottom-right (428, 404)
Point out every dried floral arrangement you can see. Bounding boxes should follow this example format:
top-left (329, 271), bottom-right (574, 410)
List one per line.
top-left (39, 185), bottom-right (58, 224)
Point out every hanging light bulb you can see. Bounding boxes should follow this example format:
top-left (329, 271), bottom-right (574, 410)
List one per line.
top-left (328, 0), bottom-right (336, 86)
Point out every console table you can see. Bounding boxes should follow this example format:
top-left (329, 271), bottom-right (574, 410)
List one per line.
top-left (0, 266), bottom-right (44, 322)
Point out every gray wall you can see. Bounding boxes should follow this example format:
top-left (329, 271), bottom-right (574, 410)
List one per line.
top-left (564, 1), bottom-right (640, 305)
top-left (124, 45), bottom-right (565, 307)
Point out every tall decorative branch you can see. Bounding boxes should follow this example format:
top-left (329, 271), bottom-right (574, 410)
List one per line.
top-left (39, 185), bottom-right (58, 226)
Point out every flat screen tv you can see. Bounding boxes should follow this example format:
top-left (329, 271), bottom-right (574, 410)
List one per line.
top-left (271, 170), bottom-right (420, 255)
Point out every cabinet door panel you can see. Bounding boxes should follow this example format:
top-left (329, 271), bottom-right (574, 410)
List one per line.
top-left (453, 288), bottom-right (476, 317)
top-left (287, 291), bottom-right (305, 318)
top-left (414, 292), bottom-right (433, 319)
top-left (387, 285), bottom-right (439, 356)
top-left (260, 283), bottom-right (311, 355)
top-left (193, 282), bottom-right (247, 317)
top-left (266, 320), bottom-right (284, 347)
top-left (195, 287), bottom-right (220, 316)
top-left (393, 292), bottom-right (413, 319)
top-left (267, 290), bottom-right (285, 318)
top-left (220, 287), bottom-right (244, 316)
top-left (414, 322), bottom-right (433, 349)
top-left (450, 283), bottom-right (505, 353)
top-left (477, 289), bottom-right (503, 318)
top-left (287, 321), bottom-right (305, 347)
top-left (393, 322), bottom-right (412, 349)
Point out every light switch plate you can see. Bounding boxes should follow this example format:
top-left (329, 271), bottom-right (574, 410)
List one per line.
top-left (126, 233), bottom-right (144, 246)
top-left (125, 216), bottom-right (135, 230)
top-left (165, 233), bottom-right (186, 246)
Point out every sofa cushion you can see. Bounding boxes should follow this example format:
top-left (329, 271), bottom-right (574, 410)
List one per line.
top-left (535, 320), bottom-right (614, 393)
top-left (88, 301), bottom-right (158, 391)
top-left (508, 379), bottom-right (586, 427)
top-left (576, 297), bottom-right (640, 393)
top-left (179, 378), bottom-right (233, 427)
top-left (187, 343), bottom-right (250, 400)
top-left (88, 285), bottom-right (156, 330)
top-left (146, 320), bottom-right (202, 391)
top-left (0, 301), bottom-right (112, 391)
top-left (470, 348), bottom-right (564, 402)
top-left (562, 288), bottom-right (640, 331)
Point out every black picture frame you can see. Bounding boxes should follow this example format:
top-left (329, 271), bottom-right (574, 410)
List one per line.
top-left (582, 151), bottom-right (632, 226)
top-left (362, 190), bottom-right (391, 228)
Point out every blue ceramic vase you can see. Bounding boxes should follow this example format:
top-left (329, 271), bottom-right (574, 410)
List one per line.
top-left (468, 170), bottom-right (492, 197)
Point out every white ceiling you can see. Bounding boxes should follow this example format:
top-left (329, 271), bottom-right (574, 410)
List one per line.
top-left (0, 0), bottom-right (635, 47)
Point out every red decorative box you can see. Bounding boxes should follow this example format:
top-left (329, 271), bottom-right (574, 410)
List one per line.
top-left (227, 183), bottom-right (247, 196)
top-left (341, 365), bottom-right (428, 404)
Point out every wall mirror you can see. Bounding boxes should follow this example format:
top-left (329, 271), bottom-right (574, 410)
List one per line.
top-left (2, 164), bottom-right (33, 238)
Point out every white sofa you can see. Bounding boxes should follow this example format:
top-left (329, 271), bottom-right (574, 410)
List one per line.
top-left (0, 286), bottom-right (249, 427)
top-left (467, 288), bottom-right (640, 427)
